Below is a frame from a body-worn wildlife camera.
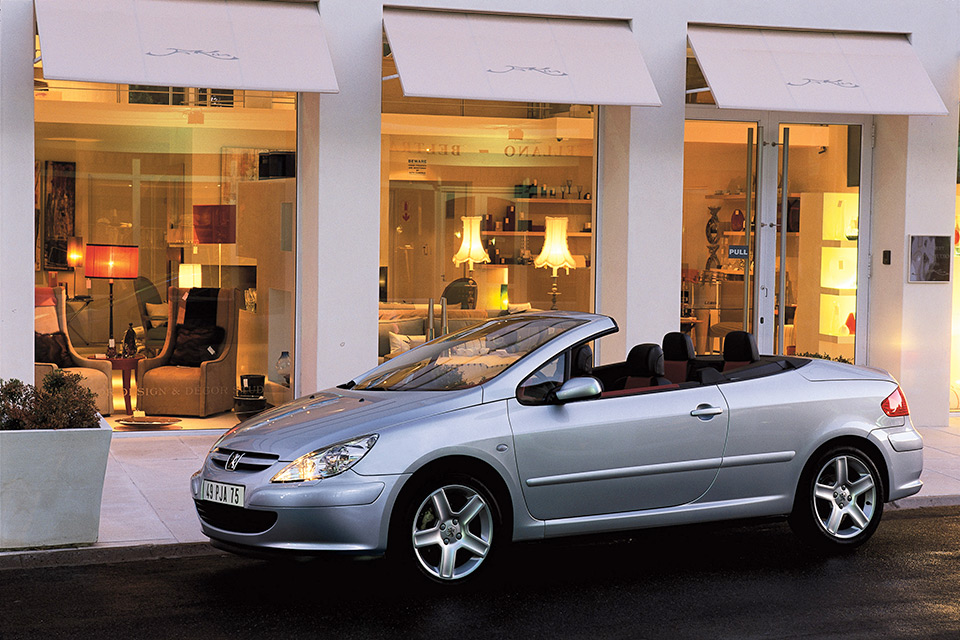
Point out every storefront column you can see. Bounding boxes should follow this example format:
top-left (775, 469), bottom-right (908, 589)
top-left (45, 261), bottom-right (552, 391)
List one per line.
top-left (0, 0), bottom-right (37, 382)
top-left (597, 101), bottom-right (685, 362)
top-left (298, 1), bottom-right (382, 393)
top-left (870, 111), bottom-right (959, 427)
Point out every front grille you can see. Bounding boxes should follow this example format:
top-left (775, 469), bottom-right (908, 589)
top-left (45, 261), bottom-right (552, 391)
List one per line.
top-left (210, 447), bottom-right (280, 473)
top-left (195, 500), bottom-right (278, 534)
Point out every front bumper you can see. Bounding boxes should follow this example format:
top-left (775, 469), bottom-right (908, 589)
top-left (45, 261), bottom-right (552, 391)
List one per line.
top-left (191, 465), bottom-right (405, 556)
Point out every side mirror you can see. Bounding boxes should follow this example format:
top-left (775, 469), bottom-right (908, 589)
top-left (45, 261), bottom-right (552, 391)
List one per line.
top-left (553, 376), bottom-right (603, 403)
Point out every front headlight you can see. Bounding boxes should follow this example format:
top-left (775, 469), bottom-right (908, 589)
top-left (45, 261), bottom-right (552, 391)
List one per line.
top-left (271, 434), bottom-right (379, 483)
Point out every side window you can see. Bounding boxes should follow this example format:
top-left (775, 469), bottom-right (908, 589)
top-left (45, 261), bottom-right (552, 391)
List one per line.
top-left (517, 353), bottom-right (567, 404)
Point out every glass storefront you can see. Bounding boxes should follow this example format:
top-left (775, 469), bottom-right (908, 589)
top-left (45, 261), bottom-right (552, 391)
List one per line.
top-left (682, 119), bottom-right (861, 360)
top-left (33, 53), bottom-right (297, 426)
top-left (379, 53), bottom-right (598, 361)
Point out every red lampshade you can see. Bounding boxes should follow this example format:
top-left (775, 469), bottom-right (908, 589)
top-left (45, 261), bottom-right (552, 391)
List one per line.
top-left (193, 204), bottom-right (236, 244)
top-left (85, 244), bottom-right (139, 279)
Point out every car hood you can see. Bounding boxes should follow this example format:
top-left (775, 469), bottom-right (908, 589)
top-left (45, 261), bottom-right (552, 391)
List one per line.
top-left (215, 387), bottom-right (484, 460)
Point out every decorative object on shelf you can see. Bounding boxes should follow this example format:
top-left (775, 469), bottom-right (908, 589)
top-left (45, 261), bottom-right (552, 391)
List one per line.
top-left (276, 351), bottom-right (292, 386)
top-left (85, 244), bottom-right (139, 356)
top-left (704, 206), bottom-right (722, 270)
top-left (178, 262), bottom-right (202, 288)
top-left (452, 216), bottom-right (490, 275)
top-left (122, 322), bottom-right (137, 357)
top-left (730, 209), bottom-right (745, 232)
top-left (535, 216), bottom-right (576, 310)
top-left (66, 236), bottom-right (84, 297)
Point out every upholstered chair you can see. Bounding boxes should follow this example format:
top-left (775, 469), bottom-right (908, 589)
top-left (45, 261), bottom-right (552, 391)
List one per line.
top-left (137, 287), bottom-right (240, 417)
top-left (34, 286), bottom-right (113, 416)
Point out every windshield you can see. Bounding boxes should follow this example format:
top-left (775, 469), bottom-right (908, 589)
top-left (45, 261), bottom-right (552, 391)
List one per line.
top-left (353, 316), bottom-right (587, 391)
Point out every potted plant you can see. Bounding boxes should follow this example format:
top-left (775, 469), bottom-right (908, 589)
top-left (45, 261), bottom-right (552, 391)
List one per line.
top-left (0, 369), bottom-right (112, 550)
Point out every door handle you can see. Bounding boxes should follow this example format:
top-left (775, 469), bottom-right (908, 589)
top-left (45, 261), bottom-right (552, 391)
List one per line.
top-left (690, 404), bottom-right (723, 419)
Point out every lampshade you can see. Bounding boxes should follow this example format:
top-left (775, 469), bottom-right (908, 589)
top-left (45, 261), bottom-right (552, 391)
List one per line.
top-left (66, 237), bottom-right (84, 268)
top-left (179, 263), bottom-right (203, 288)
top-left (193, 204), bottom-right (237, 244)
top-left (84, 244), bottom-right (139, 279)
top-left (452, 216), bottom-right (489, 270)
top-left (535, 216), bottom-right (576, 277)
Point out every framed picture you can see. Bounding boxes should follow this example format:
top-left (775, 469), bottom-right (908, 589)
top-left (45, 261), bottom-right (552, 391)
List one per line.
top-left (908, 235), bottom-right (951, 282)
top-left (220, 147), bottom-right (265, 205)
top-left (41, 160), bottom-right (77, 271)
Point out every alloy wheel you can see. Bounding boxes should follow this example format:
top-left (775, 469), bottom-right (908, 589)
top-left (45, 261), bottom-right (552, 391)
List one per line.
top-left (411, 483), bottom-right (493, 581)
top-left (812, 453), bottom-right (878, 539)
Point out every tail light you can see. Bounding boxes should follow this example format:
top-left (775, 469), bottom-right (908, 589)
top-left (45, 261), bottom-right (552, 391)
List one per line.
top-left (882, 386), bottom-right (909, 417)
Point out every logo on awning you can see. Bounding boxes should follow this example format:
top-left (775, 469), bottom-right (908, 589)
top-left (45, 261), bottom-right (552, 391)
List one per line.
top-left (787, 78), bottom-right (859, 89)
top-left (147, 48), bottom-right (239, 61)
top-left (487, 65), bottom-right (568, 77)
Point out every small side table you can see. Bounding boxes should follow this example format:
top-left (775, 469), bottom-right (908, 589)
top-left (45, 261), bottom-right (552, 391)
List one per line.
top-left (106, 356), bottom-right (143, 415)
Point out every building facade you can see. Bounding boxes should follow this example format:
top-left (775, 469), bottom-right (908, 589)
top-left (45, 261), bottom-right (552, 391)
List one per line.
top-left (1, 0), bottom-right (958, 428)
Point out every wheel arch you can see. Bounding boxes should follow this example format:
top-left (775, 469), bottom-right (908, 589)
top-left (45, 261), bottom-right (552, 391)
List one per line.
top-left (387, 455), bottom-right (515, 550)
top-left (799, 435), bottom-right (890, 503)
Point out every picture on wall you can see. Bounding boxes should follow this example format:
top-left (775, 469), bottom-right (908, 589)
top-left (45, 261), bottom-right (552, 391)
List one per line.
top-left (41, 160), bottom-right (76, 271)
top-left (908, 234), bottom-right (951, 283)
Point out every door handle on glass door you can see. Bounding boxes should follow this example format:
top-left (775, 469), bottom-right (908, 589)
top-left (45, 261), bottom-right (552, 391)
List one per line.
top-left (690, 404), bottom-right (723, 419)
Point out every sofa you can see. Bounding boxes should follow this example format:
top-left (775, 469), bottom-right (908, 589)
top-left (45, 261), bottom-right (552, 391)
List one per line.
top-left (378, 303), bottom-right (515, 361)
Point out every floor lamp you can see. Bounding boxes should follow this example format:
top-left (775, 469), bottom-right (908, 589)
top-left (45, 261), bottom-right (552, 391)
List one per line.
top-left (85, 244), bottom-right (139, 356)
top-left (535, 216), bottom-right (576, 310)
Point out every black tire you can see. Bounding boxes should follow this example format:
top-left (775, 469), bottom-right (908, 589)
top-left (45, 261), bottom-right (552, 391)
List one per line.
top-left (789, 445), bottom-right (884, 551)
top-left (391, 473), bottom-right (501, 584)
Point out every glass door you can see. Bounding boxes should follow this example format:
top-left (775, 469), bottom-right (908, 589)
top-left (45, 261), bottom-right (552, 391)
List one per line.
top-left (770, 123), bottom-right (862, 361)
top-left (684, 109), bottom-right (871, 360)
top-left (681, 120), bottom-right (760, 355)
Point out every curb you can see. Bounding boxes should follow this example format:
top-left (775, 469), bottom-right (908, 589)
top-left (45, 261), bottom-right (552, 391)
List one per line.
top-left (0, 541), bottom-right (224, 572)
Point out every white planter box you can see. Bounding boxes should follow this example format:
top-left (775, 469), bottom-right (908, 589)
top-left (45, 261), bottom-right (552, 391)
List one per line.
top-left (0, 417), bottom-right (112, 550)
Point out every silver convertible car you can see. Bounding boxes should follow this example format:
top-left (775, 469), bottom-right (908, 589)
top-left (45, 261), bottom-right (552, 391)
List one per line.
top-left (192, 311), bottom-right (923, 583)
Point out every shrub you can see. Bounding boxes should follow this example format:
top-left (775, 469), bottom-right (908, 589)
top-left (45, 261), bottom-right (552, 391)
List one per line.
top-left (0, 370), bottom-right (101, 430)
top-left (794, 351), bottom-right (852, 364)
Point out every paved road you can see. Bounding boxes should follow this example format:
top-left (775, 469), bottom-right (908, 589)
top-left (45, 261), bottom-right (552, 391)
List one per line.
top-left (3, 507), bottom-right (960, 639)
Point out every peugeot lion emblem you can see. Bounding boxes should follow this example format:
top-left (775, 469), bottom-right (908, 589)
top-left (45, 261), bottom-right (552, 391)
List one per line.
top-left (225, 452), bottom-right (244, 471)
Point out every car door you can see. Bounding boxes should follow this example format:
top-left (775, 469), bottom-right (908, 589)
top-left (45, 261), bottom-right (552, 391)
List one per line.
top-left (508, 356), bottom-right (729, 521)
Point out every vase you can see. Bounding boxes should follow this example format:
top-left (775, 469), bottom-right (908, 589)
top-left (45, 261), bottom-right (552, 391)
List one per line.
top-left (276, 351), bottom-right (291, 386)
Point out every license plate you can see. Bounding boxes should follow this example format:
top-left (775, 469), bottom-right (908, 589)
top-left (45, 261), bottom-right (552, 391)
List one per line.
top-left (201, 479), bottom-right (245, 507)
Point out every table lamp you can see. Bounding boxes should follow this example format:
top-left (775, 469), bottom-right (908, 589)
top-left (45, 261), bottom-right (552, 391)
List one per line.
top-left (452, 215), bottom-right (490, 275)
top-left (66, 236), bottom-right (84, 298)
top-left (535, 216), bottom-right (576, 309)
top-left (85, 244), bottom-right (139, 356)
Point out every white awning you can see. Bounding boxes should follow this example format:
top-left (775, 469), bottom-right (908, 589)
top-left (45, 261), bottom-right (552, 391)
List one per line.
top-left (687, 25), bottom-right (946, 115)
top-left (382, 8), bottom-right (661, 106)
top-left (34, 0), bottom-right (339, 93)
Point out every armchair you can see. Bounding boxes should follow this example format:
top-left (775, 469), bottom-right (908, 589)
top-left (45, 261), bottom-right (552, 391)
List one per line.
top-left (134, 276), bottom-right (169, 354)
top-left (34, 286), bottom-right (112, 416)
top-left (137, 287), bottom-right (240, 417)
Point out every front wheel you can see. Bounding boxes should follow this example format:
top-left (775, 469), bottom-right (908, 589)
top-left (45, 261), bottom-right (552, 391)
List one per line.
top-left (395, 475), bottom-right (500, 583)
top-left (789, 446), bottom-right (884, 550)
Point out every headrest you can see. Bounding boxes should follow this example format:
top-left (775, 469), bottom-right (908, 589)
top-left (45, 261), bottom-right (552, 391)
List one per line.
top-left (571, 344), bottom-right (594, 376)
top-left (627, 343), bottom-right (665, 377)
top-left (662, 331), bottom-right (695, 361)
top-left (723, 331), bottom-right (759, 363)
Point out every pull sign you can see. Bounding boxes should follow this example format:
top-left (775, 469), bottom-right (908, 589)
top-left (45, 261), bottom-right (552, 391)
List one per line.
top-left (728, 245), bottom-right (749, 259)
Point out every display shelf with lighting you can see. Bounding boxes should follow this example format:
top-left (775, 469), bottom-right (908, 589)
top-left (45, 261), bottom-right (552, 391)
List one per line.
top-left (795, 191), bottom-right (860, 361)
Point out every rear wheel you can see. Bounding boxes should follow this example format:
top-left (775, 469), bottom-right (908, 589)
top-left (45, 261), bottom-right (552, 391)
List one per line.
top-left (789, 445), bottom-right (884, 550)
top-left (394, 474), bottom-right (500, 583)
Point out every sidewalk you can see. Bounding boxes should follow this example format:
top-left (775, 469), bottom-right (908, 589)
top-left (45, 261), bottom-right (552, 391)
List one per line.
top-left (2, 423), bottom-right (960, 570)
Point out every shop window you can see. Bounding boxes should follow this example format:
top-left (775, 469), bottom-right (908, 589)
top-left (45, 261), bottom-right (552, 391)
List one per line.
top-left (34, 56), bottom-right (297, 428)
top-left (379, 53), bottom-right (598, 363)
